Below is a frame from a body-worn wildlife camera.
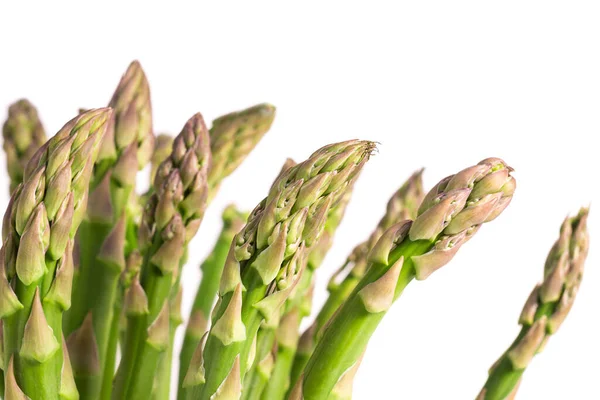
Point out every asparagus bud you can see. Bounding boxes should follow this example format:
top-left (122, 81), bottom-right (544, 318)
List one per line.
top-left (191, 140), bottom-right (375, 400)
top-left (2, 99), bottom-right (47, 193)
top-left (300, 158), bottom-right (515, 399)
top-left (1, 108), bottom-right (111, 399)
top-left (479, 209), bottom-right (589, 400)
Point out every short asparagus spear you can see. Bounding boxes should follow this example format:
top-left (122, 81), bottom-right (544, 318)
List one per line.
top-left (0, 108), bottom-right (112, 399)
top-left (478, 209), bottom-right (589, 400)
top-left (63, 61), bottom-right (154, 400)
top-left (2, 99), bottom-right (47, 193)
top-left (112, 112), bottom-right (211, 400)
top-left (177, 205), bottom-right (247, 398)
top-left (296, 158), bottom-right (516, 399)
top-left (184, 140), bottom-right (375, 400)
top-left (208, 103), bottom-right (276, 194)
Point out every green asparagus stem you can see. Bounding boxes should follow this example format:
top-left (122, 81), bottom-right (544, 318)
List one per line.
top-left (478, 209), bottom-right (589, 400)
top-left (2, 99), bottom-right (47, 194)
top-left (294, 158), bottom-right (516, 400)
top-left (260, 307), bottom-right (301, 400)
top-left (185, 140), bottom-right (375, 400)
top-left (177, 206), bottom-right (247, 398)
top-left (0, 108), bottom-right (112, 399)
top-left (63, 61), bottom-right (154, 400)
top-left (288, 170), bottom-right (424, 390)
top-left (112, 112), bottom-right (211, 400)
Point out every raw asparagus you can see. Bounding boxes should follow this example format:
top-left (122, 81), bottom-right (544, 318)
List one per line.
top-left (2, 99), bottom-right (47, 194)
top-left (478, 209), bottom-right (589, 400)
top-left (177, 205), bottom-right (247, 399)
top-left (185, 140), bottom-right (375, 400)
top-left (295, 158), bottom-right (516, 399)
top-left (63, 61), bottom-right (154, 400)
top-left (0, 108), bottom-right (112, 399)
top-left (112, 112), bottom-right (210, 400)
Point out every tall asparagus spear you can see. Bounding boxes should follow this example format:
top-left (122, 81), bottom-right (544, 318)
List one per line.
top-left (112, 112), bottom-right (211, 400)
top-left (150, 103), bottom-right (275, 400)
top-left (288, 169), bottom-right (424, 389)
top-left (0, 108), bottom-right (112, 399)
top-left (63, 61), bottom-right (154, 400)
top-left (2, 99), bottom-right (47, 194)
top-left (184, 140), bottom-right (375, 400)
top-left (294, 158), bottom-right (516, 400)
top-left (478, 209), bottom-right (589, 400)
top-left (177, 206), bottom-right (247, 398)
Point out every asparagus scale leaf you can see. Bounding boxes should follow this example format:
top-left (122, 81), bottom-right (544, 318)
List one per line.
top-left (296, 158), bottom-right (516, 399)
top-left (478, 208), bottom-right (590, 400)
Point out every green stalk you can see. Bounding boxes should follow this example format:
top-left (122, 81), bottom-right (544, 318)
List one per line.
top-left (260, 308), bottom-right (300, 400)
top-left (289, 170), bottom-right (424, 389)
top-left (177, 206), bottom-right (247, 399)
top-left (294, 158), bottom-right (516, 399)
top-left (2, 99), bottom-right (47, 194)
top-left (112, 112), bottom-right (211, 400)
top-left (0, 109), bottom-right (112, 399)
top-left (242, 328), bottom-right (275, 400)
top-left (478, 209), bottom-right (589, 400)
top-left (185, 140), bottom-right (375, 400)
top-left (63, 61), bottom-right (154, 400)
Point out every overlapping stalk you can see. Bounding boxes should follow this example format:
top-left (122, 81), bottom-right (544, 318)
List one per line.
top-left (294, 158), bottom-right (516, 399)
top-left (112, 113), bottom-right (211, 400)
top-left (2, 99), bottom-right (47, 194)
top-left (63, 61), bottom-right (154, 400)
top-left (0, 108), bottom-right (112, 399)
top-left (183, 140), bottom-right (375, 400)
top-left (478, 209), bottom-right (589, 400)
top-left (289, 169), bottom-right (424, 390)
top-left (177, 206), bottom-right (247, 399)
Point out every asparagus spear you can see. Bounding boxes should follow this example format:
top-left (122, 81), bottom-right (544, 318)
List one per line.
top-left (184, 140), bottom-right (375, 400)
top-left (154, 103), bottom-right (274, 400)
top-left (294, 158), bottom-right (516, 399)
top-left (288, 170), bottom-right (424, 390)
top-left (2, 99), bottom-right (47, 193)
top-left (63, 61), bottom-right (154, 400)
top-left (478, 209), bottom-right (589, 400)
top-left (247, 186), bottom-right (355, 400)
top-left (112, 112), bottom-right (211, 400)
top-left (177, 206), bottom-right (247, 398)
top-left (0, 108), bottom-right (112, 399)
top-left (151, 135), bottom-right (174, 183)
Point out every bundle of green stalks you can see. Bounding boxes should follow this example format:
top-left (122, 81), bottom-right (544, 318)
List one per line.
top-left (0, 61), bottom-right (590, 400)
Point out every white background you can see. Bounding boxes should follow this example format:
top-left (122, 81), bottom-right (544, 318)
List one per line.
top-left (1, 2), bottom-right (599, 399)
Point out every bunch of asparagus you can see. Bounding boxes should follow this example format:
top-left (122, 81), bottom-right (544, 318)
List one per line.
top-left (0, 61), bottom-right (590, 400)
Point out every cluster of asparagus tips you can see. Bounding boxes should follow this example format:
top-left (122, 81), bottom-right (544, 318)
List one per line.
top-left (478, 208), bottom-right (589, 400)
top-left (184, 140), bottom-right (375, 400)
top-left (295, 158), bottom-right (516, 399)
top-left (2, 99), bottom-right (47, 193)
top-left (0, 108), bottom-right (112, 399)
